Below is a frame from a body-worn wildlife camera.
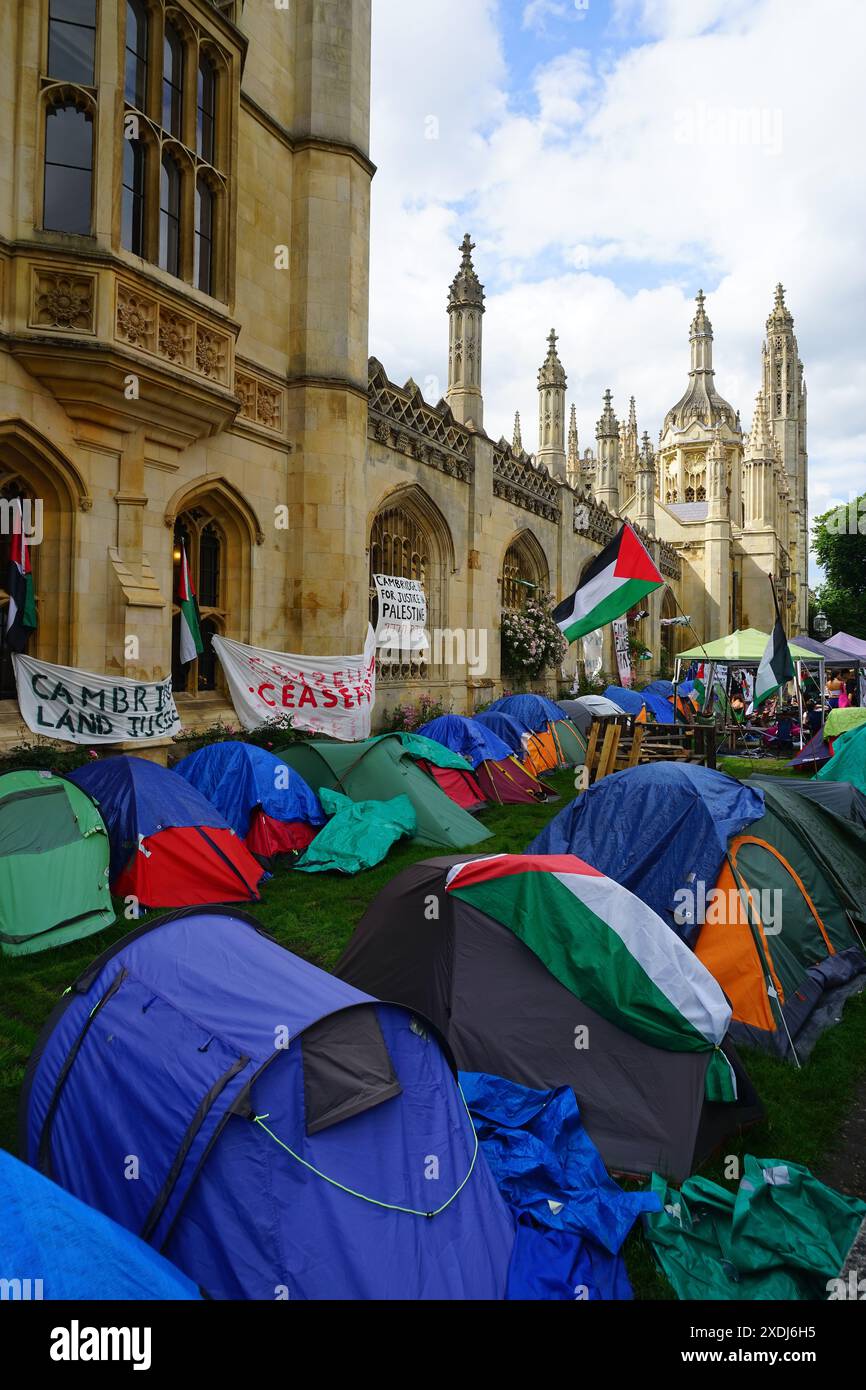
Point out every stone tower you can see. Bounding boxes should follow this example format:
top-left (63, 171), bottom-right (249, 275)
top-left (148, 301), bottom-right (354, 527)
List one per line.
top-left (743, 391), bottom-right (777, 529)
top-left (595, 389), bottom-right (620, 513)
top-left (536, 330), bottom-right (567, 477)
top-left (705, 426), bottom-right (732, 638)
top-left (761, 284), bottom-right (808, 628)
top-left (635, 432), bottom-right (656, 537)
top-left (447, 234), bottom-right (485, 428)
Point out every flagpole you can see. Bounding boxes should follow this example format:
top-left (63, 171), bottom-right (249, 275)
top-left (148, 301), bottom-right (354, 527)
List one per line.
top-left (664, 582), bottom-right (715, 726)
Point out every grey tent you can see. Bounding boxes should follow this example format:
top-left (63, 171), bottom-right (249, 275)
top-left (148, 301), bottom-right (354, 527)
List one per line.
top-left (337, 855), bottom-right (762, 1182)
top-left (747, 775), bottom-right (866, 829)
top-left (557, 695), bottom-right (624, 734)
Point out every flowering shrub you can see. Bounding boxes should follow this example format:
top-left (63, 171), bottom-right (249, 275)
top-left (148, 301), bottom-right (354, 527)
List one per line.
top-left (382, 693), bottom-right (450, 733)
top-left (501, 592), bottom-right (567, 680)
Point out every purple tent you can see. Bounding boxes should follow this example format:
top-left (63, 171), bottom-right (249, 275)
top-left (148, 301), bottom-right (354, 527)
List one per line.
top-left (792, 634), bottom-right (859, 667)
top-left (828, 631), bottom-right (866, 662)
top-left (789, 728), bottom-right (832, 770)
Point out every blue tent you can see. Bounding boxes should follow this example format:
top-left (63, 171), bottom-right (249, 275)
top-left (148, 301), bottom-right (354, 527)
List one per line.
top-left (418, 714), bottom-right (512, 770)
top-left (528, 763), bottom-right (765, 936)
top-left (487, 693), bottom-right (566, 732)
top-left (0, 1148), bottom-right (200, 1300)
top-left (603, 685), bottom-right (675, 724)
top-left (22, 908), bottom-right (515, 1301)
top-left (475, 710), bottom-right (530, 756)
top-left (643, 679), bottom-right (674, 699)
top-left (69, 755), bottom-right (229, 880)
top-left (174, 741), bottom-right (325, 839)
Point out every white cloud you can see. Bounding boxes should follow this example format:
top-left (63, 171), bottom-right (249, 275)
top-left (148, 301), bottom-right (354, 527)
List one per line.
top-left (523, 1), bottom-right (570, 36)
top-left (369, 0), bottom-right (866, 578)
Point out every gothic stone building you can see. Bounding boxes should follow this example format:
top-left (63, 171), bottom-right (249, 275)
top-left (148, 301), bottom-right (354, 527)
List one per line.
top-left (0, 0), bottom-right (805, 748)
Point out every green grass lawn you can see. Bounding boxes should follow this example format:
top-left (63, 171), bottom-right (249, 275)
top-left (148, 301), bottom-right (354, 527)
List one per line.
top-left (2, 759), bottom-right (864, 1300)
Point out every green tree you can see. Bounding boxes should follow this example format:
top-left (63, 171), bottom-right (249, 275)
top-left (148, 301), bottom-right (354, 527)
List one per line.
top-left (812, 494), bottom-right (866, 639)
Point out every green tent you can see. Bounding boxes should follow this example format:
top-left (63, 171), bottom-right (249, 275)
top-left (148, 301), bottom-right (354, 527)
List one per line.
top-left (0, 771), bottom-right (114, 956)
top-left (818, 722), bottom-right (866, 793)
top-left (277, 736), bottom-right (493, 850)
top-left (295, 788), bottom-right (416, 874)
top-left (677, 627), bottom-right (816, 663)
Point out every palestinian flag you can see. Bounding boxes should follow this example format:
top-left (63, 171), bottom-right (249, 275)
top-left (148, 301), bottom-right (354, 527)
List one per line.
top-left (4, 499), bottom-right (37, 653)
top-left (755, 581), bottom-right (794, 707)
top-left (445, 853), bottom-right (737, 1101)
top-left (177, 543), bottom-right (203, 665)
top-left (553, 523), bottom-right (662, 644)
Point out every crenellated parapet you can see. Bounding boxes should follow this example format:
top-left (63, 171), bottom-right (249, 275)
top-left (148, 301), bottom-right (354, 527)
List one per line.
top-left (368, 358), bottom-right (473, 482)
top-left (492, 441), bottom-right (560, 521)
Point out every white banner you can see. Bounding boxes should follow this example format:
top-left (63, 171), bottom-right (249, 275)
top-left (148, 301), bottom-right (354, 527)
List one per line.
top-left (212, 626), bottom-right (377, 741)
top-left (613, 618), bottom-right (632, 687)
top-left (373, 574), bottom-right (428, 653)
top-left (581, 628), bottom-right (604, 680)
top-left (12, 654), bottom-right (180, 744)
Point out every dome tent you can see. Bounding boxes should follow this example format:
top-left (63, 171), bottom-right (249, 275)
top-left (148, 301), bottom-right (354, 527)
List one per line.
top-left (0, 1148), bottom-right (200, 1300)
top-left (485, 694), bottom-right (586, 773)
top-left (68, 756), bottom-right (264, 909)
top-left (174, 740), bottom-right (325, 859)
top-left (418, 714), bottom-right (550, 805)
top-left (0, 771), bottom-right (114, 957)
top-left (21, 907), bottom-right (515, 1301)
top-left (337, 854), bottom-right (762, 1183)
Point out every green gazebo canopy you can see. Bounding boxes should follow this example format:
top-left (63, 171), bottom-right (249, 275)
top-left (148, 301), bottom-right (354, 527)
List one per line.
top-left (677, 627), bottom-right (816, 664)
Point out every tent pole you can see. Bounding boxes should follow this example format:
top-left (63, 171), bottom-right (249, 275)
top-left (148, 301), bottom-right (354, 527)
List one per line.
top-left (795, 661), bottom-right (805, 750)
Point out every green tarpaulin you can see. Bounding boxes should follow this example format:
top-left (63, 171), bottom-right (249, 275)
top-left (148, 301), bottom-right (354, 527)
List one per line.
top-left (295, 788), bottom-right (416, 874)
top-left (645, 1156), bottom-right (866, 1300)
top-left (0, 771), bottom-right (114, 956)
top-left (824, 708), bottom-right (866, 741)
top-left (277, 735), bottom-right (492, 850)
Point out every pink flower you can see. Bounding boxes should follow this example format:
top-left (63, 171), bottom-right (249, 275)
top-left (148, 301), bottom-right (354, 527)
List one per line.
top-left (88, 749), bottom-right (98, 759)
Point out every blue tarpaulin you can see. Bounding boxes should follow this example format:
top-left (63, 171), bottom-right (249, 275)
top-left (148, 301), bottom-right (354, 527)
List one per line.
top-left (174, 741), bottom-right (325, 838)
top-left (475, 710), bottom-right (531, 755)
top-left (69, 755), bottom-right (231, 879)
top-left (486, 694), bottom-right (567, 732)
top-left (1, 1148), bottom-right (200, 1300)
top-left (528, 763), bottom-right (765, 936)
top-left (643, 679), bottom-right (674, 699)
top-left (461, 1072), bottom-right (660, 1300)
top-left (23, 910), bottom-right (516, 1300)
top-left (418, 714), bottom-right (512, 769)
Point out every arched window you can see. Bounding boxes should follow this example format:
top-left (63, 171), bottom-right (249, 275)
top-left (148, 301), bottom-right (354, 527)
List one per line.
top-left (369, 492), bottom-right (450, 683)
top-left (0, 481), bottom-right (39, 698)
top-left (159, 153), bottom-right (181, 276)
top-left (122, 136), bottom-right (146, 254)
top-left (43, 103), bottom-right (93, 234)
top-left (171, 514), bottom-right (225, 693)
top-left (194, 176), bottom-right (214, 294)
top-left (197, 53), bottom-right (217, 163)
top-left (48, 0), bottom-right (97, 85)
top-left (501, 533), bottom-right (549, 612)
top-left (125, 0), bottom-right (149, 110)
top-left (162, 23), bottom-right (184, 138)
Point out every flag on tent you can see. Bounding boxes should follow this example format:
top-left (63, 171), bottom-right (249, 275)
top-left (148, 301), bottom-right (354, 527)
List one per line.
top-left (177, 543), bottom-right (203, 665)
top-left (445, 853), bottom-right (737, 1101)
top-left (553, 523), bottom-right (662, 644)
top-left (755, 580), bottom-right (795, 707)
top-left (4, 499), bottom-right (37, 653)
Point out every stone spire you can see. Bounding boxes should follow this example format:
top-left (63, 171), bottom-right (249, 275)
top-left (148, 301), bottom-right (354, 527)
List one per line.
top-left (707, 424), bottom-right (728, 521)
top-left (566, 403), bottom-right (580, 486)
top-left (761, 281), bottom-right (808, 628)
top-left (512, 410), bottom-right (523, 454)
top-left (536, 329), bottom-right (567, 477)
top-left (635, 431), bottom-right (656, 536)
top-left (690, 289), bottom-right (714, 374)
top-left (595, 388), bottom-right (620, 513)
top-left (446, 233), bottom-right (485, 428)
top-left (620, 395), bottom-right (640, 502)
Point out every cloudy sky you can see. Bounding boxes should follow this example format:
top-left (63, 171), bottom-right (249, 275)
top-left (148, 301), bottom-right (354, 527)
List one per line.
top-left (368, 0), bottom-right (866, 573)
